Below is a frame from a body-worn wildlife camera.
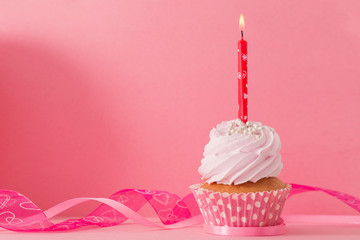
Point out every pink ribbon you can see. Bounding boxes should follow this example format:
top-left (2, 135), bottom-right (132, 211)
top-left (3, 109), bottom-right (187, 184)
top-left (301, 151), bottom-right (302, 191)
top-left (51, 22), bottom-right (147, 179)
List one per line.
top-left (0, 184), bottom-right (359, 234)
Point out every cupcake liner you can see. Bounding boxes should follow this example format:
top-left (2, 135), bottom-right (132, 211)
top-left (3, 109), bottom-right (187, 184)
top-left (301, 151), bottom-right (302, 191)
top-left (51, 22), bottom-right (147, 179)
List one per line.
top-left (190, 183), bottom-right (291, 227)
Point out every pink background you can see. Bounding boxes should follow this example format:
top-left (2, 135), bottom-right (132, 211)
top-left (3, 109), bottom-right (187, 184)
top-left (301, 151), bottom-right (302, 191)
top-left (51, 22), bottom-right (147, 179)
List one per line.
top-left (0, 0), bottom-right (359, 216)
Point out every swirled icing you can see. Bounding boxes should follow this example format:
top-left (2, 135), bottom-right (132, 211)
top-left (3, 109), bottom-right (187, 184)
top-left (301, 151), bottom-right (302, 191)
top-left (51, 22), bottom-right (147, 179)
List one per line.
top-left (198, 119), bottom-right (283, 185)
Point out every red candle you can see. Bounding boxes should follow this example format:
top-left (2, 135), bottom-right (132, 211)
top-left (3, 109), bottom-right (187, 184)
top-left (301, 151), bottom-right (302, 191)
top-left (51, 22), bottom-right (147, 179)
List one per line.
top-left (238, 14), bottom-right (248, 123)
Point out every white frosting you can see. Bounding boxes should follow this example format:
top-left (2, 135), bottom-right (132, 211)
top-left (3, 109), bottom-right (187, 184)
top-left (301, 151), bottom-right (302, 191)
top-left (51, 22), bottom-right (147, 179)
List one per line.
top-left (198, 120), bottom-right (283, 185)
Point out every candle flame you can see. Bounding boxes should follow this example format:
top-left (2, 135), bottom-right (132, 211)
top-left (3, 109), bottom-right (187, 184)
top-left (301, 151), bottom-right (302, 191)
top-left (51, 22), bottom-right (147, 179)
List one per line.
top-left (239, 14), bottom-right (245, 30)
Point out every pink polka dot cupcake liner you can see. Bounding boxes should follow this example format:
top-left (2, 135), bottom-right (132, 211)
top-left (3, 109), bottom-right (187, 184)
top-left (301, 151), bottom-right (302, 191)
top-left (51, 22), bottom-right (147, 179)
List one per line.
top-left (190, 184), bottom-right (291, 227)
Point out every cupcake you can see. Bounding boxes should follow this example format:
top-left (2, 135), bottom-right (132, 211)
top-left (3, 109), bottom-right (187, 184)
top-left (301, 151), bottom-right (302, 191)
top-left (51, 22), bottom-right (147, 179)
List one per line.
top-left (190, 119), bottom-right (291, 232)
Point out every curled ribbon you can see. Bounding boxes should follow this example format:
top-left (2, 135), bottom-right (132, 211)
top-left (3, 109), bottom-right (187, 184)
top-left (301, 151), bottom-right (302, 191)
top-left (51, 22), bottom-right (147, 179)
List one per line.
top-left (0, 184), bottom-right (359, 232)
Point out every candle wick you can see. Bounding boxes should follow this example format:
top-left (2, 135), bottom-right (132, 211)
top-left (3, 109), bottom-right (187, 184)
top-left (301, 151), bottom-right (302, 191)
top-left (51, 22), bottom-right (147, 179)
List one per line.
top-left (241, 30), bottom-right (243, 39)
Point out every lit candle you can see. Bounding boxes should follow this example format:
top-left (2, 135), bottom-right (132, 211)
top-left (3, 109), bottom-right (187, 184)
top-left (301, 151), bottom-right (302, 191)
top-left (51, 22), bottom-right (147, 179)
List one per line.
top-left (238, 14), bottom-right (248, 123)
